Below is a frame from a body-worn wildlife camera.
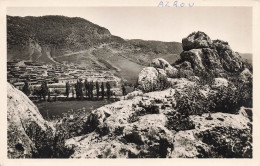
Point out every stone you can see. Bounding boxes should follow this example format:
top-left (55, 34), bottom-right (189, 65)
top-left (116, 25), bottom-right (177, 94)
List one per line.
top-left (212, 78), bottom-right (229, 88)
top-left (137, 67), bottom-right (169, 92)
top-left (152, 58), bottom-right (178, 78)
top-left (213, 39), bottom-right (231, 51)
top-left (182, 31), bottom-right (213, 51)
top-left (240, 68), bottom-right (252, 83)
top-left (7, 83), bottom-right (53, 158)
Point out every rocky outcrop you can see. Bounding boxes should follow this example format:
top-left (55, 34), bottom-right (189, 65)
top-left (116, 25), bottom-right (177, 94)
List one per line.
top-left (182, 31), bottom-right (213, 51)
top-left (66, 85), bottom-right (252, 158)
top-left (7, 83), bottom-right (54, 158)
top-left (179, 32), bottom-right (245, 76)
top-left (213, 39), bottom-right (243, 72)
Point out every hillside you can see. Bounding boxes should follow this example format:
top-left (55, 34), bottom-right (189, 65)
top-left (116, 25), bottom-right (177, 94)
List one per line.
top-left (7, 15), bottom-right (182, 83)
top-left (240, 53), bottom-right (252, 64)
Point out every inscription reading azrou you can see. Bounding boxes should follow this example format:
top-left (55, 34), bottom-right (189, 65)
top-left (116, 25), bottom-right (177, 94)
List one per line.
top-left (157, 1), bottom-right (195, 7)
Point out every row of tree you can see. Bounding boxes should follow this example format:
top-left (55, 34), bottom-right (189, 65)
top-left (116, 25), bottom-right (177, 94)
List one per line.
top-left (70, 79), bottom-right (112, 100)
top-left (22, 79), bottom-right (127, 101)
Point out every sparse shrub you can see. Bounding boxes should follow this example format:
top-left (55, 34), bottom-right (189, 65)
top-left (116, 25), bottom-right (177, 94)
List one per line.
top-left (208, 85), bottom-right (239, 114)
top-left (124, 132), bottom-right (144, 145)
top-left (25, 121), bottom-right (74, 158)
top-left (208, 79), bottom-right (252, 114)
top-left (166, 111), bottom-right (195, 131)
top-left (174, 87), bottom-right (209, 116)
top-left (196, 126), bottom-right (252, 158)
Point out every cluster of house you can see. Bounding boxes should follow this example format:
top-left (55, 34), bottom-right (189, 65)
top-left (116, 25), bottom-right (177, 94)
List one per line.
top-left (7, 60), bottom-right (121, 91)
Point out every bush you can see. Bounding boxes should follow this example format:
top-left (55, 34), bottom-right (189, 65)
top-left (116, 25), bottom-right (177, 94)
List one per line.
top-left (174, 87), bottom-right (209, 116)
top-left (166, 111), bottom-right (195, 131)
top-left (25, 121), bottom-right (74, 158)
top-left (208, 81), bottom-right (252, 114)
top-left (196, 126), bottom-right (252, 158)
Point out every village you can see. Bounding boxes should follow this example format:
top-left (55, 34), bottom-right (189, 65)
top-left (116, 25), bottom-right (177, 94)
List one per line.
top-left (7, 60), bottom-right (122, 99)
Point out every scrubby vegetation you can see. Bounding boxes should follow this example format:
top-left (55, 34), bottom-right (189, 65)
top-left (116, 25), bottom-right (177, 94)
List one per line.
top-left (196, 126), bottom-right (252, 158)
top-left (24, 121), bottom-right (74, 158)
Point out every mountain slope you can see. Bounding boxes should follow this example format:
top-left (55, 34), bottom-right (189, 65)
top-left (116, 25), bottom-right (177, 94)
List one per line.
top-left (7, 15), bottom-right (183, 83)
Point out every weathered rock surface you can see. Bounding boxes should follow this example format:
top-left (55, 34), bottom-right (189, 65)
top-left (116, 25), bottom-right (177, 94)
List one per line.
top-left (64, 31), bottom-right (252, 158)
top-left (212, 78), bottom-right (229, 88)
top-left (66, 86), bottom-right (252, 158)
top-left (180, 48), bottom-right (224, 75)
top-left (240, 68), bottom-right (252, 83)
top-left (137, 67), bottom-right (168, 92)
top-left (179, 32), bottom-right (245, 77)
top-left (182, 31), bottom-right (213, 51)
top-left (152, 58), bottom-right (178, 78)
top-left (7, 83), bottom-right (54, 158)
top-left (137, 31), bottom-right (248, 93)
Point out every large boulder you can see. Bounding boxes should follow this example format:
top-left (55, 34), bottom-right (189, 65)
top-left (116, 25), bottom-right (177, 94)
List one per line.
top-left (213, 39), bottom-right (231, 51)
top-left (180, 32), bottom-right (244, 76)
top-left (180, 48), bottom-right (223, 75)
top-left (152, 58), bottom-right (178, 78)
top-left (137, 67), bottom-right (168, 92)
top-left (220, 50), bottom-right (243, 72)
top-left (213, 39), bottom-right (243, 72)
top-left (182, 31), bottom-right (213, 51)
top-left (7, 83), bottom-right (53, 158)
top-left (180, 49), bottom-right (205, 71)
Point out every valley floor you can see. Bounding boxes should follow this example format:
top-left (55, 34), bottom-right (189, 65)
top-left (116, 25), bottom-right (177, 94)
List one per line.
top-left (35, 99), bottom-right (116, 120)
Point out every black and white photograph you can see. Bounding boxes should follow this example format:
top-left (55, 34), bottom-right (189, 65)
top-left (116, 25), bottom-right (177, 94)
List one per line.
top-left (1, 0), bottom-right (259, 162)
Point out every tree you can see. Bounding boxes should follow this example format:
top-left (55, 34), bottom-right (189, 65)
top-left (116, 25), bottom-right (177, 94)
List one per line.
top-left (65, 82), bottom-right (70, 99)
top-left (22, 81), bottom-right (30, 96)
top-left (106, 82), bottom-right (111, 99)
top-left (90, 81), bottom-right (94, 100)
top-left (47, 91), bottom-right (51, 102)
top-left (84, 79), bottom-right (89, 98)
top-left (40, 81), bottom-right (48, 101)
top-left (75, 82), bottom-right (78, 99)
top-left (72, 87), bottom-right (75, 99)
top-left (75, 79), bottom-right (83, 100)
top-left (121, 84), bottom-right (126, 96)
top-left (96, 81), bottom-right (100, 100)
top-left (101, 82), bottom-right (105, 99)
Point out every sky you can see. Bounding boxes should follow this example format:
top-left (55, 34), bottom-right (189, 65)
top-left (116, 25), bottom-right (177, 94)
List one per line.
top-left (7, 7), bottom-right (252, 53)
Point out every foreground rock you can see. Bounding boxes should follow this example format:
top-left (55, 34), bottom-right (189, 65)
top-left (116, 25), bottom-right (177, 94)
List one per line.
top-left (7, 83), bottom-right (54, 158)
top-left (66, 87), bottom-right (252, 158)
